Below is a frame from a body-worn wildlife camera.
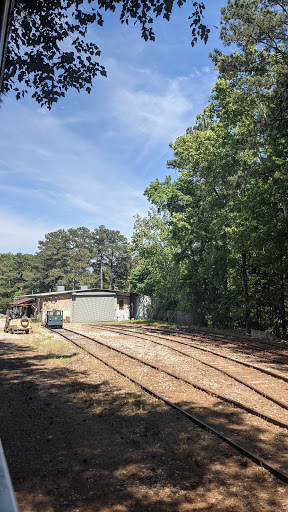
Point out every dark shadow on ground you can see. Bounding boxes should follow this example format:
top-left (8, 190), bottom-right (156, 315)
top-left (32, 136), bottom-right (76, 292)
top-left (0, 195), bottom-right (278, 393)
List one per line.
top-left (0, 338), bottom-right (287, 512)
top-left (43, 352), bottom-right (78, 360)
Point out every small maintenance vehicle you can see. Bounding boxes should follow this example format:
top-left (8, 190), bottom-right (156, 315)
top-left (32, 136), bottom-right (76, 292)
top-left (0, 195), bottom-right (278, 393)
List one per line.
top-left (45, 310), bottom-right (63, 329)
top-left (4, 309), bottom-right (32, 334)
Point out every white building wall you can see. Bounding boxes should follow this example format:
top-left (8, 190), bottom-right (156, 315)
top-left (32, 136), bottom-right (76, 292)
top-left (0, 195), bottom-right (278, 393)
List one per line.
top-left (134, 295), bottom-right (153, 320)
top-left (114, 294), bottom-right (130, 321)
top-left (114, 307), bottom-right (130, 321)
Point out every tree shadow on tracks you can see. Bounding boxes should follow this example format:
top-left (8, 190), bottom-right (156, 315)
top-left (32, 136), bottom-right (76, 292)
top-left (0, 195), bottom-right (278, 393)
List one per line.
top-left (0, 339), bottom-right (287, 512)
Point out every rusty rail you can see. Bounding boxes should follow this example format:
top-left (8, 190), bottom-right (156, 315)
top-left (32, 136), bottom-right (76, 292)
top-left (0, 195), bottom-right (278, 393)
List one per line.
top-left (47, 326), bottom-right (288, 484)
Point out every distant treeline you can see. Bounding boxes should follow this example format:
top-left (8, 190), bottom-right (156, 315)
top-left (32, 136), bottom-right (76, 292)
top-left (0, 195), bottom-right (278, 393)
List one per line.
top-left (0, 226), bottom-right (132, 312)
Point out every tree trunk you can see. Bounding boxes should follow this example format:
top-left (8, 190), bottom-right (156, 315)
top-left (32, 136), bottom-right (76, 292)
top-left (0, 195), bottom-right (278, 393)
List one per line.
top-left (280, 255), bottom-right (287, 340)
top-left (242, 252), bottom-right (251, 334)
top-left (281, 195), bottom-right (288, 218)
top-left (100, 256), bottom-right (103, 289)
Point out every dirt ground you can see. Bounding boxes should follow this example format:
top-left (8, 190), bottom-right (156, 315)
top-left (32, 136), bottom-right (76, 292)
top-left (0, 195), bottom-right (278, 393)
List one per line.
top-left (1, 320), bottom-right (288, 512)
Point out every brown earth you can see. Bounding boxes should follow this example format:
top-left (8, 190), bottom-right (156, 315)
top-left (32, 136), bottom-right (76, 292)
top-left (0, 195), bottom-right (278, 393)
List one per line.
top-left (1, 320), bottom-right (288, 512)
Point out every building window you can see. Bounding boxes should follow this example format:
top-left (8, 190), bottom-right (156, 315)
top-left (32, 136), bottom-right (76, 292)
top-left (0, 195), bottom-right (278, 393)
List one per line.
top-left (119, 299), bottom-right (124, 310)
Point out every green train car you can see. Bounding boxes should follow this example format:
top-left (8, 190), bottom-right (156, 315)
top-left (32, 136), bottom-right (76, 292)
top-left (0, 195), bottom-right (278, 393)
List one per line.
top-left (45, 310), bottom-right (63, 329)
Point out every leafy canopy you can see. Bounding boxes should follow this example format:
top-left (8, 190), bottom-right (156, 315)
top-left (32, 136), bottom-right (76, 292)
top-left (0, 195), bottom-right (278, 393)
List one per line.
top-left (4, 0), bottom-right (210, 109)
top-left (131, 0), bottom-right (288, 336)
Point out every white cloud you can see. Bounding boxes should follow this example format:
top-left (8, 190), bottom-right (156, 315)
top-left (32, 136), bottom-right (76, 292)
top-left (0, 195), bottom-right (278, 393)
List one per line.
top-left (0, 14), bottom-right (220, 254)
top-left (65, 194), bottom-right (103, 215)
top-left (113, 82), bottom-right (190, 140)
top-left (106, 59), bottom-right (217, 151)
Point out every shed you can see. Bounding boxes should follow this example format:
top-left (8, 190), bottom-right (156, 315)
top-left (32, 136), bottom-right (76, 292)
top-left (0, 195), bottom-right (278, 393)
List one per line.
top-left (13, 288), bottom-right (152, 323)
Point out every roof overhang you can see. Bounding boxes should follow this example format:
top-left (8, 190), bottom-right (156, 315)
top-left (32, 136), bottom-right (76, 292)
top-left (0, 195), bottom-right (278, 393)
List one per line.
top-left (15, 288), bottom-right (132, 300)
top-left (72, 292), bottom-right (116, 297)
top-left (11, 297), bottom-right (35, 306)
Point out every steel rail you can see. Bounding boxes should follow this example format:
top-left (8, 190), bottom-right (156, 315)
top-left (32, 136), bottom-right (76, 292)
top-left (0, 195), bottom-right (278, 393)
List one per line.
top-left (47, 326), bottom-right (288, 484)
top-left (135, 323), bottom-right (280, 344)
top-left (99, 324), bottom-right (288, 383)
top-left (167, 329), bottom-right (288, 363)
top-left (88, 324), bottom-right (288, 411)
top-left (114, 324), bottom-right (288, 361)
top-left (130, 324), bottom-right (288, 357)
top-left (62, 327), bottom-right (288, 431)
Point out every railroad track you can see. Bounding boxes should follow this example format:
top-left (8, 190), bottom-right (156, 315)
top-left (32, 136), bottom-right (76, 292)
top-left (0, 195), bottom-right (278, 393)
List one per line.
top-left (100, 323), bottom-right (288, 367)
top-left (46, 325), bottom-right (288, 484)
top-left (89, 323), bottom-right (288, 412)
top-left (127, 322), bottom-right (286, 350)
top-left (92, 323), bottom-right (288, 384)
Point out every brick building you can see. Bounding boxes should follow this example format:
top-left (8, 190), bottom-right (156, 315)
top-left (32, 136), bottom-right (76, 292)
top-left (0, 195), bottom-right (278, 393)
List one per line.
top-left (12, 288), bottom-right (152, 323)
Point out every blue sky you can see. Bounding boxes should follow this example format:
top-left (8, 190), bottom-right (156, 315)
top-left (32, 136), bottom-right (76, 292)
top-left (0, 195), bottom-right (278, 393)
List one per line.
top-left (0, 0), bottom-right (224, 254)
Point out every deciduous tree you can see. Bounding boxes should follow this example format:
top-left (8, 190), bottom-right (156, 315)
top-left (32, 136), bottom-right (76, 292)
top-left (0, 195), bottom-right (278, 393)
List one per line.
top-left (4, 0), bottom-right (210, 108)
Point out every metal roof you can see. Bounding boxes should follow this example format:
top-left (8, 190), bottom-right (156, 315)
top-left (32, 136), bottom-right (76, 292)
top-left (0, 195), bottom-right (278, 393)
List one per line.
top-left (71, 292), bottom-right (116, 297)
top-left (11, 297), bottom-right (35, 306)
top-left (15, 288), bottom-right (129, 299)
